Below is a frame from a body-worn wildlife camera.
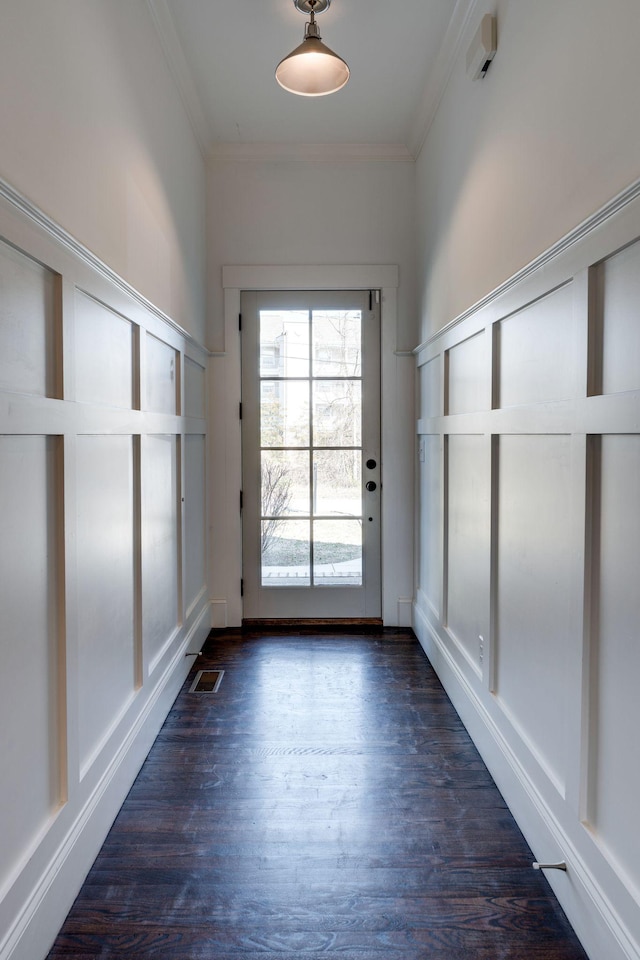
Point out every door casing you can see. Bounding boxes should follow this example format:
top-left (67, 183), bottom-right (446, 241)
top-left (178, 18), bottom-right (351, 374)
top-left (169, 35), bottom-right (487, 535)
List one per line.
top-left (213, 264), bottom-right (413, 628)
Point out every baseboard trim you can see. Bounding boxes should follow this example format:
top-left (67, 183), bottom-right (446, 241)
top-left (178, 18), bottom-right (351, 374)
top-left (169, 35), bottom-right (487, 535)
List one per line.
top-left (2, 604), bottom-right (210, 960)
top-left (241, 618), bottom-right (383, 633)
top-left (412, 598), bottom-right (640, 960)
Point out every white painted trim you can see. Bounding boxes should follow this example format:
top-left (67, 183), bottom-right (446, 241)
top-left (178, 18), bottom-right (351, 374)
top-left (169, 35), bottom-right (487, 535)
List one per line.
top-left (0, 185), bottom-right (211, 960)
top-left (145, 0), bottom-right (213, 156)
top-left (0, 177), bottom-right (210, 358)
top-left (223, 264), bottom-right (399, 292)
top-left (209, 142), bottom-right (414, 163)
top-left (1, 604), bottom-right (210, 960)
top-left (413, 179), bottom-right (640, 960)
top-left (414, 176), bottom-right (640, 357)
top-left (408, 0), bottom-right (479, 159)
top-left (413, 598), bottom-right (640, 960)
top-left (216, 263), bottom-right (412, 626)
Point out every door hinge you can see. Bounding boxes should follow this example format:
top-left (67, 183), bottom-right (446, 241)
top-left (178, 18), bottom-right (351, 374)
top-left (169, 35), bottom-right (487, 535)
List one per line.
top-left (240, 578), bottom-right (244, 597)
top-left (238, 313), bottom-right (242, 332)
top-left (240, 490), bottom-right (243, 512)
top-left (239, 401), bottom-right (243, 420)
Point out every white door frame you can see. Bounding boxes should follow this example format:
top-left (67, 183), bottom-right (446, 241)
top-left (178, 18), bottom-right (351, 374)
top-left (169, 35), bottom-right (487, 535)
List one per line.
top-left (209, 264), bottom-right (414, 627)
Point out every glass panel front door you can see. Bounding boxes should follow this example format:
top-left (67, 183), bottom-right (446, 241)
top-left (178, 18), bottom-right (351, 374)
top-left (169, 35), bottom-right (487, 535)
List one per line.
top-left (242, 290), bottom-right (380, 619)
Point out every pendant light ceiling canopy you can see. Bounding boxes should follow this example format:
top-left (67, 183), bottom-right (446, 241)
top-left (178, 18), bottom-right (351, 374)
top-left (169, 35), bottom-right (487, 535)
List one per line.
top-left (275, 0), bottom-right (350, 97)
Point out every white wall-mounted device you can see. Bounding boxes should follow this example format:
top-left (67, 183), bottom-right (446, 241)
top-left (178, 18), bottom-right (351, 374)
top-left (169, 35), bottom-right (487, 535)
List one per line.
top-left (466, 14), bottom-right (497, 79)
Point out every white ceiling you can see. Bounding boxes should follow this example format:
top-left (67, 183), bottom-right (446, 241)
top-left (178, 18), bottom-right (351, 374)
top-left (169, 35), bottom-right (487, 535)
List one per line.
top-left (147, 0), bottom-right (475, 158)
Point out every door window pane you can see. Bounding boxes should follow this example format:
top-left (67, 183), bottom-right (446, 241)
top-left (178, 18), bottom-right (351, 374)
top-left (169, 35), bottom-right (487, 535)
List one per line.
top-left (313, 450), bottom-right (361, 517)
top-left (312, 311), bottom-right (361, 376)
top-left (260, 380), bottom-right (309, 447)
top-left (313, 519), bottom-right (362, 586)
top-left (260, 311), bottom-right (309, 377)
top-left (262, 518), bottom-right (310, 586)
top-left (312, 380), bottom-right (361, 447)
top-left (261, 450), bottom-right (309, 518)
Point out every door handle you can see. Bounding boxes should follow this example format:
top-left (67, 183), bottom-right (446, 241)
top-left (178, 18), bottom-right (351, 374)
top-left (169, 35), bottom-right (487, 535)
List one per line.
top-left (365, 480), bottom-right (377, 492)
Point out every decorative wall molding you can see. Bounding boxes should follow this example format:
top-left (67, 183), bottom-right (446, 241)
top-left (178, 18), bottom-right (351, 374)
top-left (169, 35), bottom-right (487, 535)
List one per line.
top-left (145, 0), bottom-right (213, 155)
top-left (413, 177), bottom-right (640, 960)
top-left (209, 142), bottom-right (414, 163)
top-left (413, 605), bottom-right (639, 960)
top-left (0, 180), bottom-right (210, 960)
top-left (408, 0), bottom-right (479, 159)
top-left (414, 175), bottom-right (640, 357)
top-left (0, 177), bottom-right (210, 358)
top-left (214, 262), bottom-right (413, 627)
top-left (222, 263), bottom-right (399, 292)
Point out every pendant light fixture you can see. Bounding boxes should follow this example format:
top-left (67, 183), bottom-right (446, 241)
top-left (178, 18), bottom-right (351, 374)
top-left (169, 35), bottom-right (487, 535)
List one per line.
top-left (275, 0), bottom-right (350, 97)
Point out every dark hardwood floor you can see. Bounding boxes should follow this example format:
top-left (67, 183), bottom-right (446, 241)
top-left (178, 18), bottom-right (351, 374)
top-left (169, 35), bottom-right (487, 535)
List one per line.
top-left (47, 631), bottom-right (588, 959)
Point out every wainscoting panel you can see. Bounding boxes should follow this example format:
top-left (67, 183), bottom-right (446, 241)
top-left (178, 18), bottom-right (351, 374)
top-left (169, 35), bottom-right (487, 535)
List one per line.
top-left (597, 239), bottom-right (640, 396)
top-left (415, 181), bottom-right (640, 960)
top-left (445, 433), bottom-right (488, 673)
top-left (446, 329), bottom-right (486, 415)
top-left (0, 240), bottom-right (57, 399)
top-left (184, 355), bottom-right (206, 419)
top-left (184, 433), bottom-right (206, 616)
top-left (418, 434), bottom-right (442, 617)
top-left (75, 434), bottom-right (136, 778)
top-left (145, 332), bottom-right (178, 415)
top-left (0, 182), bottom-right (209, 960)
top-left (74, 291), bottom-right (134, 408)
top-left (495, 433), bottom-right (573, 794)
top-left (591, 434), bottom-right (640, 896)
top-left (420, 355), bottom-right (441, 420)
top-left (496, 282), bottom-right (575, 408)
top-left (0, 435), bottom-right (61, 894)
top-left (142, 434), bottom-right (179, 676)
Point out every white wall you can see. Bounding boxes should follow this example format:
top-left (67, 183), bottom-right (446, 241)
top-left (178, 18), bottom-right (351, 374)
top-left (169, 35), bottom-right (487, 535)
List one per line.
top-left (416, 0), bottom-right (640, 339)
top-left (0, 184), bottom-right (210, 960)
top-left (0, 4), bottom-right (210, 958)
top-left (414, 2), bottom-right (640, 958)
top-left (207, 156), bottom-right (417, 626)
top-left (208, 156), bottom-right (417, 351)
top-left (0, 0), bottom-right (206, 341)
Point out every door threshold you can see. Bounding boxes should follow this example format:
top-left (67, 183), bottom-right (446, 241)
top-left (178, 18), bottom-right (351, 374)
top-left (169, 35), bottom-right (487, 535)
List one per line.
top-left (242, 617), bottom-right (383, 634)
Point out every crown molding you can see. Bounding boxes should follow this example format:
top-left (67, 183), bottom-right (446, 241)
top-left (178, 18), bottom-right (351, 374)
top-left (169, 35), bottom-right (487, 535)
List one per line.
top-left (208, 141), bottom-right (414, 163)
top-left (145, 0), bottom-right (213, 156)
top-left (407, 0), bottom-right (479, 159)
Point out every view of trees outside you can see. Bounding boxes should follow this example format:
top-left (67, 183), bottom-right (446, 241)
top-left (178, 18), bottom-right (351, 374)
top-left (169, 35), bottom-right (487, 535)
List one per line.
top-left (259, 309), bottom-right (363, 586)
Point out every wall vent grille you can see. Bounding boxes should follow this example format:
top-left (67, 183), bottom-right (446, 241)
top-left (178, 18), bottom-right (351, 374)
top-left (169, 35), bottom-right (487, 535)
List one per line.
top-left (189, 669), bottom-right (224, 693)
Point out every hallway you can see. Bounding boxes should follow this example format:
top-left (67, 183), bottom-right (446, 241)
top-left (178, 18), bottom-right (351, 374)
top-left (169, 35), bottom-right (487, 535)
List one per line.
top-left (47, 631), bottom-right (587, 959)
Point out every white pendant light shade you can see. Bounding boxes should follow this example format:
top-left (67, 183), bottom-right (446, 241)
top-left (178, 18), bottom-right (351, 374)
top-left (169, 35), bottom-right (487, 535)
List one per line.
top-left (275, 4), bottom-right (349, 96)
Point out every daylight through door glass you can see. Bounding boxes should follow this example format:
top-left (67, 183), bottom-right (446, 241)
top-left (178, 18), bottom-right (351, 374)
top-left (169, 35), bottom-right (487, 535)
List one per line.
top-left (259, 308), bottom-right (363, 587)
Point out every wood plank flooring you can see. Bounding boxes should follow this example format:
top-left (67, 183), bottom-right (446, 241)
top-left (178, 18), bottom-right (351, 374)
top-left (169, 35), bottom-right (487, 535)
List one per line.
top-left (47, 631), bottom-right (588, 959)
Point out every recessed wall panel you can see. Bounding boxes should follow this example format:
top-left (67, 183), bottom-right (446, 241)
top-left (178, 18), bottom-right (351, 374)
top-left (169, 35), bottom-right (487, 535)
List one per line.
top-left (76, 435), bottom-right (135, 775)
top-left (599, 240), bottom-right (640, 395)
top-left (75, 291), bottom-right (133, 408)
top-left (420, 355), bottom-right (441, 420)
top-left (496, 434), bottom-right (573, 792)
top-left (592, 435), bottom-right (640, 888)
top-left (447, 330), bottom-right (486, 415)
top-left (447, 435), bottom-right (488, 667)
top-left (0, 240), bottom-right (56, 397)
top-left (0, 436), bottom-right (60, 887)
top-left (184, 434), bottom-right (206, 613)
top-left (184, 356), bottom-right (206, 419)
top-left (497, 284), bottom-right (574, 407)
top-left (143, 434), bottom-right (179, 670)
top-left (420, 435), bottom-right (441, 615)
top-left (146, 333), bottom-right (178, 414)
